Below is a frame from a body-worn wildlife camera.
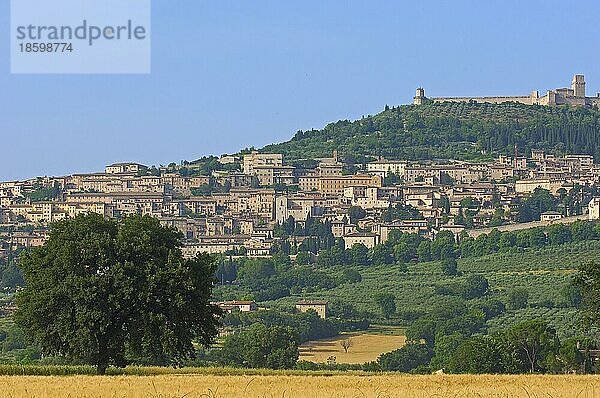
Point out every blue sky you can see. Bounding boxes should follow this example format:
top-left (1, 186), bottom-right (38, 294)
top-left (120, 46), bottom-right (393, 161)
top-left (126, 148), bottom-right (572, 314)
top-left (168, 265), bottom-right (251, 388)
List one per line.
top-left (1, 0), bottom-right (599, 180)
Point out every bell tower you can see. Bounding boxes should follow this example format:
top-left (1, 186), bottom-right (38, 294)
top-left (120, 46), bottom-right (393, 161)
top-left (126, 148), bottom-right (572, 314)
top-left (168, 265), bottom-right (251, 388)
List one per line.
top-left (413, 87), bottom-right (426, 105)
top-left (572, 75), bottom-right (585, 97)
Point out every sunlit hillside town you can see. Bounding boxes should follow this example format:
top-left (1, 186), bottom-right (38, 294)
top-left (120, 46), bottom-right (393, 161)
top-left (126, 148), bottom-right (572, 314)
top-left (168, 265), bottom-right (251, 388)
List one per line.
top-left (1, 149), bottom-right (599, 262)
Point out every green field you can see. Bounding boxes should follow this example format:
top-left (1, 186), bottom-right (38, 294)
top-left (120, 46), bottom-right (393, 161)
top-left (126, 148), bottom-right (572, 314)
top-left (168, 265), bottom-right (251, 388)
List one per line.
top-left (259, 240), bottom-right (597, 338)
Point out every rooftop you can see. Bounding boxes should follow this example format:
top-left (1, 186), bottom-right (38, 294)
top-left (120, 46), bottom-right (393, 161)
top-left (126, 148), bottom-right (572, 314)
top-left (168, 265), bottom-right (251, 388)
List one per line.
top-left (296, 300), bottom-right (328, 306)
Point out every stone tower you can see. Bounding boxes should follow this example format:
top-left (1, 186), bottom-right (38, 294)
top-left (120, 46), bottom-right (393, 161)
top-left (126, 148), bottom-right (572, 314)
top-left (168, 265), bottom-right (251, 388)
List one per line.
top-left (413, 87), bottom-right (426, 105)
top-left (572, 74), bottom-right (585, 97)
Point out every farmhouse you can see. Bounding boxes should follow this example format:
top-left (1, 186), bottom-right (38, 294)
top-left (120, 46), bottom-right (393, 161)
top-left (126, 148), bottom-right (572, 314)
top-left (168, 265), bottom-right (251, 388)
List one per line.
top-left (213, 300), bottom-right (258, 313)
top-left (296, 300), bottom-right (328, 319)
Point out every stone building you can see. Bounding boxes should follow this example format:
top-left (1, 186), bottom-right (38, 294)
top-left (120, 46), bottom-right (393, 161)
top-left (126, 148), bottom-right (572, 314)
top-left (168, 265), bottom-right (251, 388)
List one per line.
top-left (414, 75), bottom-right (600, 108)
top-left (242, 152), bottom-right (283, 175)
top-left (296, 300), bottom-right (328, 319)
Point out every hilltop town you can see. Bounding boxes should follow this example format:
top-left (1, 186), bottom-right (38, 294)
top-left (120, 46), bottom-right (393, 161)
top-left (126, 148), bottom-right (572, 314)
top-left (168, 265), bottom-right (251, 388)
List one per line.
top-left (414, 74), bottom-right (600, 107)
top-left (1, 148), bottom-right (599, 261)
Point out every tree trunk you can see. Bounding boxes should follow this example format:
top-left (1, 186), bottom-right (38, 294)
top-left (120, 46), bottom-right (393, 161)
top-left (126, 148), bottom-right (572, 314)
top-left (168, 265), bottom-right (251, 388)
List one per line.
top-left (95, 332), bottom-right (110, 375)
top-left (96, 361), bottom-right (108, 375)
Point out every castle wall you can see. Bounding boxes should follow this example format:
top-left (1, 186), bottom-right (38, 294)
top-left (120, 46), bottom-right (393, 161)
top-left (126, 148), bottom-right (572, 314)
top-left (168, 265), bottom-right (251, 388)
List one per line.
top-left (429, 93), bottom-right (596, 108)
top-left (556, 96), bottom-right (586, 106)
top-left (586, 97), bottom-right (600, 107)
top-left (431, 96), bottom-right (536, 105)
top-left (415, 75), bottom-right (596, 108)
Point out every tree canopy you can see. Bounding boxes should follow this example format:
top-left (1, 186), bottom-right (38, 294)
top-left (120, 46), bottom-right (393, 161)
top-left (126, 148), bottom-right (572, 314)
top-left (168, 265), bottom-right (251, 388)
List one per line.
top-left (14, 213), bottom-right (220, 374)
top-left (577, 262), bottom-right (600, 330)
top-left (261, 102), bottom-right (600, 163)
top-left (220, 323), bottom-right (298, 369)
top-left (375, 293), bottom-right (396, 319)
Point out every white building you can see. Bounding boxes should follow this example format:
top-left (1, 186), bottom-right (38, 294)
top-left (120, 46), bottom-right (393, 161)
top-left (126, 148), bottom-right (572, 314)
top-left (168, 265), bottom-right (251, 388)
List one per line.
top-left (366, 160), bottom-right (408, 177)
top-left (589, 198), bottom-right (600, 220)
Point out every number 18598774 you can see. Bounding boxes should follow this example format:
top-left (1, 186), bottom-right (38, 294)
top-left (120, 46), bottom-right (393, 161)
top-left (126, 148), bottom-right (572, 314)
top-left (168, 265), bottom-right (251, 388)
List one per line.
top-left (19, 43), bottom-right (73, 53)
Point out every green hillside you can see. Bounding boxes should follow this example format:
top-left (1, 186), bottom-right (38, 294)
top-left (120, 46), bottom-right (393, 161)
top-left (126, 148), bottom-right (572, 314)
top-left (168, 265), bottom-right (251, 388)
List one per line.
top-left (261, 102), bottom-right (600, 162)
top-left (217, 240), bottom-right (596, 340)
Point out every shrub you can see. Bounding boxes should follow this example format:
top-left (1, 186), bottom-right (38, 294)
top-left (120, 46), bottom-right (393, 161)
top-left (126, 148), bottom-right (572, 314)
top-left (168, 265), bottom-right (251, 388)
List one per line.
top-left (478, 299), bottom-right (506, 320)
top-left (378, 343), bottom-right (433, 372)
top-left (220, 324), bottom-right (299, 369)
top-left (447, 335), bottom-right (521, 374)
top-left (507, 288), bottom-right (529, 310)
top-left (342, 268), bottom-right (362, 284)
top-left (441, 258), bottom-right (458, 276)
top-left (461, 275), bottom-right (489, 299)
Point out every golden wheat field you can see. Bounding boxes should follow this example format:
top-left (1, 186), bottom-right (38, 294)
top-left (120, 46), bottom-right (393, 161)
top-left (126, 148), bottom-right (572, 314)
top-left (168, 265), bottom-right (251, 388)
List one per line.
top-left (1, 374), bottom-right (600, 398)
top-left (299, 333), bottom-right (406, 364)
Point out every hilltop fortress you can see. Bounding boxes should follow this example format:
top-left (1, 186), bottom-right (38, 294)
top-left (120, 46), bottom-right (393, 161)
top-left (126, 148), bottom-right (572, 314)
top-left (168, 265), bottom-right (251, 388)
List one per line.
top-left (414, 75), bottom-right (600, 107)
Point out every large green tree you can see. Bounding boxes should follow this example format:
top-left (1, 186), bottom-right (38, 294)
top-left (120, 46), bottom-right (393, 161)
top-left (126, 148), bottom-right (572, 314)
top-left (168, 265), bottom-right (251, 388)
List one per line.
top-left (378, 342), bottom-right (433, 372)
top-left (220, 323), bottom-right (298, 369)
top-left (349, 243), bottom-right (370, 266)
top-left (375, 293), bottom-right (396, 319)
top-left (14, 213), bottom-right (220, 374)
top-left (504, 320), bottom-right (559, 373)
top-left (0, 258), bottom-right (24, 290)
top-left (577, 262), bottom-right (600, 327)
top-left (447, 335), bottom-right (522, 374)
top-left (405, 317), bottom-right (436, 347)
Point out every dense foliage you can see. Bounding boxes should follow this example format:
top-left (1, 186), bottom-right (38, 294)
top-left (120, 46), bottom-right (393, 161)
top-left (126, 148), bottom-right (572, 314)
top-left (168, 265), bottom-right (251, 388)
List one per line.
top-left (380, 317), bottom-right (592, 374)
top-left (216, 254), bottom-right (341, 301)
top-left (13, 214), bottom-right (220, 374)
top-left (378, 342), bottom-right (433, 372)
top-left (220, 323), bottom-right (299, 369)
top-left (261, 102), bottom-right (600, 162)
top-left (23, 183), bottom-right (60, 202)
top-left (0, 258), bottom-right (23, 291)
top-left (6, 217), bottom-right (600, 373)
top-left (222, 310), bottom-right (342, 344)
top-left (576, 262), bottom-right (600, 334)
